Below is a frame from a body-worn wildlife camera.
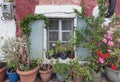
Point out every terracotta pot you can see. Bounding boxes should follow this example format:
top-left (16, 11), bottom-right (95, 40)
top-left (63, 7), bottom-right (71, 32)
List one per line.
top-left (39, 65), bottom-right (53, 82)
top-left (17, 66), bottom-right (39, 82)
top-left (0, 66), bottom-right (7, 82)
top-left (72, 69), bottom-right (83, 82)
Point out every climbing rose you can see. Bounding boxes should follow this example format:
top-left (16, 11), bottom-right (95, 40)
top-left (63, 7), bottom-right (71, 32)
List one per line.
top-left (108, 40), bottom-right (114, 46)
top-left (111, 64), bottom-right (117, 70)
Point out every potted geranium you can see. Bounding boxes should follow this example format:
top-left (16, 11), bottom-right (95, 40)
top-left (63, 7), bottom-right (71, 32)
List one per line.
top-left (101, 25), bottom-right (120, 82)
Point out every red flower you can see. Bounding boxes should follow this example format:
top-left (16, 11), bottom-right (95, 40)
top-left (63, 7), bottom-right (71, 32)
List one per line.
top-left (97, 50), bottom-right (102, 57)
top-left (100, 53), bottom-right (105, 59)
top-left (105, 53), bottom-right (111, 58)
top-left (111, 64), bottom-right (117, 70)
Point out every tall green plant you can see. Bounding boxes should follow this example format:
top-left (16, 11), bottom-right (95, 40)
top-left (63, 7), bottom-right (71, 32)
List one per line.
top-left (74, 0), bottom-right (108, 54)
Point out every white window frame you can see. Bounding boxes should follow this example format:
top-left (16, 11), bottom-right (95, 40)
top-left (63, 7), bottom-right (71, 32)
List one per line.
top-left (47, 18), bottom-right (74, 49)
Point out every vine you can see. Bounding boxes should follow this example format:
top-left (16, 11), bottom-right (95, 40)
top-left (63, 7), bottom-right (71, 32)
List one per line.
top-left (20, 14), bottom-right (49, 38)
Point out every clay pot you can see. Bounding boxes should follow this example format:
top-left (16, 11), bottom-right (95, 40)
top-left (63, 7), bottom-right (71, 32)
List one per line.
top-left (0, 66), bottom-right (7, 82)
top-left (72, 69), bottom-right (83, 82)
top-left (17, 66), bottom-right (39, 82)
top-left (39, 64), bottom-right (53, 82)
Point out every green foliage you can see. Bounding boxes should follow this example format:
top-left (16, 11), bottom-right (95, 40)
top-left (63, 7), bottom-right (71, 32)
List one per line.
top-left (74, 0), bottom-right (109, 54)
top-left (2, 37), bottom-right (42, 71)
top-left (20, 14), bottom-right (49, 38)
top-left (45, 49), bottom-right (54, 57)
top-left (54, 60), bottom-right (69, 75)
top-left (55, 41), bottom-right (67, 53)
top-left (69, 59), bottom-right (92, 81)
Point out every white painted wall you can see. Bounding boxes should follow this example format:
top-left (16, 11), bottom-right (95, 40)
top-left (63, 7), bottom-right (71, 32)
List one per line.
top-left (0, 0), bottom-right (16, 59)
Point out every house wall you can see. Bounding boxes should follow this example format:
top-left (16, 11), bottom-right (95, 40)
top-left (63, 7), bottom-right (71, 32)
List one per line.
top-left (0, 1), bottom-right (16, 58)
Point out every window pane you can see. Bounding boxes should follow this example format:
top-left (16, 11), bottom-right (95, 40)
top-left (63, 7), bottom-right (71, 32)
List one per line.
top-left (62, 32), bottom-right (70, 41)
top-left (49, 32), bottom-right (58, 41)
top-left (49, 20), bottom-right (58, 30)
top-left (62, 20), bottom-right (72, 30)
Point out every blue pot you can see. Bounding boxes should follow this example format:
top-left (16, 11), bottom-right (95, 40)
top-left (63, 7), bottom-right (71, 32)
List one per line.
top-left (7, 68), bottom-right (19, 82)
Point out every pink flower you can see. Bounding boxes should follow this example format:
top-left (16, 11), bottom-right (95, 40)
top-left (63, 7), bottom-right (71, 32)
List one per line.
top-left (107, 49), bottom-right (112, 52)
top-left (102, 38), bottom-right (107, 43)
top-left (108, 41), bottom-right (114, 46)
top-left (117, 38), bottom-right (120, 42)
top-left (106, 34), bottom-right (112, 40)
top-left (99, 57), bottom-right (104, 64)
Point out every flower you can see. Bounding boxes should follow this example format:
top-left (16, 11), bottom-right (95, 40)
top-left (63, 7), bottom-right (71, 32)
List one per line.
top-left (111, 64), bottom-right (118, 70)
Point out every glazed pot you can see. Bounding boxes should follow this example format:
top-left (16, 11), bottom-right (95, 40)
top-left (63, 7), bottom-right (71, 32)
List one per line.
top-left (7, 67), bottom-right (19, 82)
top-left (17, 66), bottom-right (39, 82)
top-left (105, 66), bottom-right (120, 82)
top-left (90, 69), bottom-right (101, 82)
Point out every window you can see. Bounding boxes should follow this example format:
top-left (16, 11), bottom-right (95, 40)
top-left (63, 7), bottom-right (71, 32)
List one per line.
top-left (47, 19), bottom-right (74, 49)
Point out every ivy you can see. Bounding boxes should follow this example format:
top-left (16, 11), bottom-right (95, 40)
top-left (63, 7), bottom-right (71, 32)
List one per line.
top-left (20, 14), bottom-right (49, 38)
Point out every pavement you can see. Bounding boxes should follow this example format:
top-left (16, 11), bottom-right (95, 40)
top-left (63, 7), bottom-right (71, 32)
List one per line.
top-left (4, 73), bottom-right (110, 82)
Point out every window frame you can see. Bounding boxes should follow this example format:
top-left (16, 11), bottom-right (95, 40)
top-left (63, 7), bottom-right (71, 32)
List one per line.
top-left (47, 18), bottom-right (74, 49)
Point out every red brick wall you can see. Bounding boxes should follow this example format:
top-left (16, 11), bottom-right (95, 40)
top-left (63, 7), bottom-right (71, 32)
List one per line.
top-left (15, 0), bottom-right (120, 36)
top-left (15, 0), bottom-right (39, 37)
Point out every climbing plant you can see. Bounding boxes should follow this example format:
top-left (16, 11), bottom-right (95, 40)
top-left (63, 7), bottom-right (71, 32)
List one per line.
top-left (20, 14), bottom-right (49, 38)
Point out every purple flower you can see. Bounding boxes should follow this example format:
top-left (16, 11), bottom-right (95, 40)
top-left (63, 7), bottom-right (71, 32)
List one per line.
top-left (108, 41), bottom-right (114, 46)
top-left (117, 38), bottom-right (120, 42)
top-left (102, 38), bottom-right (107, 43)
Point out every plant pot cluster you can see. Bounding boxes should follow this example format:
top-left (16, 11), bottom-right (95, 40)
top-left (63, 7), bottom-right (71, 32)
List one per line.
top-left (46, 41), bottom-right (75, 60)
top-left (54, 59), bottom-right (92, 82)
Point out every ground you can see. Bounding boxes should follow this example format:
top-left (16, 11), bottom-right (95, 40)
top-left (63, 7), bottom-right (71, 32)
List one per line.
top-left (4, 73), bottom-right (110, 82)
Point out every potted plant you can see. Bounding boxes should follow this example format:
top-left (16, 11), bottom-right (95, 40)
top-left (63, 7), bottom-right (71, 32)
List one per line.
top-left (55, 41), bottom-right (68, 59)
top-left (2, 35), bottom-right (41, 82)
top-left (39, 61), bottom-right (53, 82)
top-left (54, 60), bottom-right (69, 82)
top-left (2, 37), bottom-right (20, 82)
top-left (69, 59), bottom-right (92, 82)
top-left (0, 59), bottom-right (6, 82)
top-left (45, 49), bottom-right (54, 59)
top-left (101, 25), bottom-right (120, 82)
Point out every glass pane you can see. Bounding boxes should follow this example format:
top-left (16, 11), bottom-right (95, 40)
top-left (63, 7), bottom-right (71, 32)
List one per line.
top-left (49, 20), bottom-right (58, 30)
top-left (62, 20), bottom-right (72, 30)
top-left (49, 32), bottom-right (58, 41)
top-left (62, 32), bottom-right (70, 41)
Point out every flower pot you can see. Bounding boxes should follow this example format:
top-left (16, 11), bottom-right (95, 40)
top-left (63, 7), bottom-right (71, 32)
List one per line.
top-left (72, 70), bottom-right (83, 82)
top-left (56, 74), bottom-right (66, 82)
top-left (39, 64), bottom-right (53, 82)
top-left (90, 69), bottom-right (101, 82)
top-left (17, 66), bottom-right (39, 82)
top-left (0, 66), bottom-right (7, 82)
top-left (59, 52), bottom-right (67, 59)
top-left (105, 66), bottom-right (120, 82)
top-left (53, 53), bottom-right (59, 59)
top-left (7, 68), bottom-right (19, 82)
